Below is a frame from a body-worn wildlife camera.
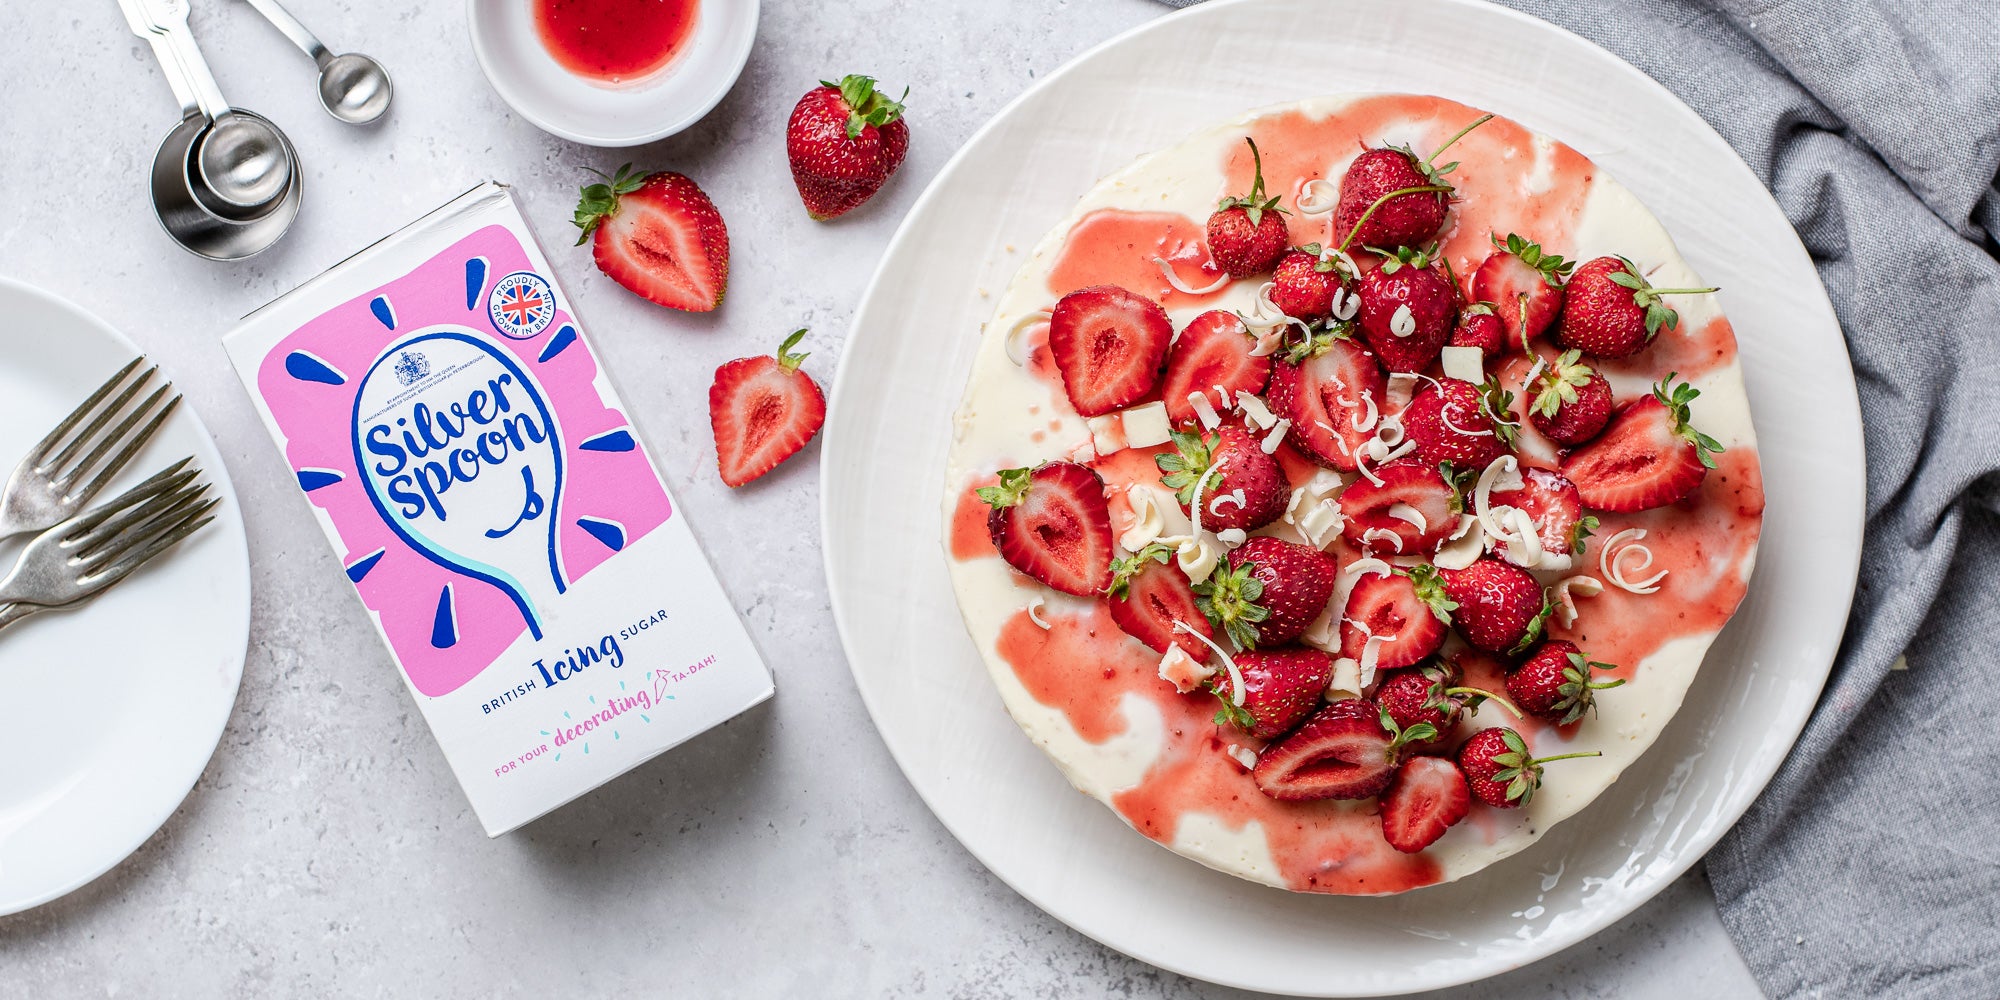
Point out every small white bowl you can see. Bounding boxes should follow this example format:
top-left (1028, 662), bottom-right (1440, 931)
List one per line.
top-left (467, 0), bottom-right (759, 147)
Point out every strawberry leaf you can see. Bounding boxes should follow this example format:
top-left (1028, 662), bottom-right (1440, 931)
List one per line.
top-left (976, 467), bottom-right (1034, 509)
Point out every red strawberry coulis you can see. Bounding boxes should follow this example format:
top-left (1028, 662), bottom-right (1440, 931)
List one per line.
top-left (1046, 210), bottom-right (1226, 309)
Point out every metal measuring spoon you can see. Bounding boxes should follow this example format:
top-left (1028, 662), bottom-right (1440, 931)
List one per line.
top-left (244, 0), bottom-right (392, 125)
top-left (116, 0), bottom-right (301, 259)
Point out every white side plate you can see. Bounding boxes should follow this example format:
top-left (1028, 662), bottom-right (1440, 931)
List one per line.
top-left (0, 277), bottom-right (251, 916)
top-left (821, 0), bottom-right (1862, 993)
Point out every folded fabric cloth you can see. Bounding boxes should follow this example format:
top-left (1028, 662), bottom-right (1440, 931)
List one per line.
top-left (1142, 2), bottom-right (2000, 996)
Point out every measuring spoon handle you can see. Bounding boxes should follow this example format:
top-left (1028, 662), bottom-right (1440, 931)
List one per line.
top-left (242, 0), bottom-right (330, 66)
top-left (126, 0), bottom-right (233, 122)
top-left (114, 0), bottom-right (197, 119)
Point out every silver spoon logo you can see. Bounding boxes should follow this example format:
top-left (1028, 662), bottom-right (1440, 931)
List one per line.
top-left (351, 328), bottom-right (565, 639)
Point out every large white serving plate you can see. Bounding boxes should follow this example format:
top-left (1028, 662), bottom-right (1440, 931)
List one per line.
top-left (820, 0), bottom-right (1863, 993)
top-left (0, 277), bottom-right (251, 916)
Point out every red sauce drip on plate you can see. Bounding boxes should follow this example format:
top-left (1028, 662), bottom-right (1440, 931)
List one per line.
top-left (533, 0), bottom-right (699, 84)
top-left (1046, 210), bottom-right (1224, 309)
top-left (950, 479), bottom-right (998, 561)
top-left (1594, 316), bottom-right (1739, 385)
top-left (995, 602), bottom-right (1441, 894)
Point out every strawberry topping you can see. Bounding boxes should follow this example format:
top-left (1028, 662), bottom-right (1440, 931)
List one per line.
top-left (1560, 374), bottom-right (1723, 512)
top-left (1380, 755), bottom-right (1472, 853)
top-left (1107, 543), bottom-right (1214, 661)
top-left (1048, 284), bottom-right (1173, 417)
top-left (979, 462), bottom-right (1114, 596)
top-left (1159, 311), bottom-right (1271, 427)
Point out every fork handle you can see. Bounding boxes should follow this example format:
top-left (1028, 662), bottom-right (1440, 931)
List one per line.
top-left (0, 602), bottom-right (41, 634)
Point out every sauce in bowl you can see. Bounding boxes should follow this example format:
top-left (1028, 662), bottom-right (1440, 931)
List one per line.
top-left (533, 0), bottom-right (700, 85)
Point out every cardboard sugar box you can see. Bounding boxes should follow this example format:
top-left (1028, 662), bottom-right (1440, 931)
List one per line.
top-left (224, 182), bottom-right (772, 836)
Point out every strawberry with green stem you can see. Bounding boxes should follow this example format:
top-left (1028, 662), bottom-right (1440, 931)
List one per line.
top-left (1196, 536), bottom-right (1333, 649)
top-left (1526, 349), bottom-right (1613, 445)
top-left (1333, 114), bottom-right (1493, 253)
top-left (1207, 138), bottom-right (1291, 279)
top-left (1106, 542), bottom-right (1214, 661)
top-left (786, 75), bottom-right (910, 220)
top-left (1561, 373), bottom-right (1724, 512)
top-left (1155, 426), bottom-right (1289, 534)
top-left (1556, 256), bottom-right (1719, 358)
top-left (1472, 233), bottom-right (1575, 351)
top-left (573, 164), bottom-right (730, 312)
top-left (1506, 641), bottom-right (1624, 725)
top-left (1457, 727), bottom-right (1602, 808)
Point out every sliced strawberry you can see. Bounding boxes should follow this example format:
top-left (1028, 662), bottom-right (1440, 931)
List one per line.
top-left (1471, 234), bottom-right (1573, 351)
top-left (1159, 311), bottom-right (1271, 426)
top-left (1380, 755), bottom-right (1471, 853)
top-left (1267, 333), bottom-right (1384, 471)
top-left (1047, 284), bottom-right (1173, 417)
top-left (1336, 567), bottom-right (1452, 672)
top-left (1107, 543), bottom-right (1212, 661)
top-left (1491, 466), bottom-right (1593, 557)
top-left (1560, 375), bottom-right (1723, 512)
top-left (1211, 646), bottom-right (1336, 740)
top-left (1337, 458), bottom-right (1456, 555)
top-left (708, 329), bottom-right (826, 487)
top-left (575, 166), bottom-right (729, 312)
top-left (1356, 246), bottom-right (1456, 374)
top-left (979, 463), bottom-right (1114, 596)
top-left (1252, 698), bottom-right (1405, 801)
top-left (1206, 137), bottom-right (1290, 279)
top-left (1197, 536), bottom-right (1335, 648)
top-left (1401, 377), bottom-right (1515, 469)
top-left (1154, 426), bottom-right (1289, 533)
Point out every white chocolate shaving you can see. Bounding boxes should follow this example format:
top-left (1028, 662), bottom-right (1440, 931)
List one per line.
top-left (1026, 598), bottom-right (1051, 630)
top-left (1387, 502), bottom-right (1428, 535)
top-left (1189, 391), bottom-right (1221, 430)
top-left (1236, 391), bottom-right (1278, 430)
top-left (1433, 513), bottom-right (1487, 570)
top-left (1216, 527), bottom-right (1248, 547)
top-left (1295, 178), bottom-right (1339, 214)
top-left (1553, 575), bottom-right (1606, 626)
top-left (1360, 527), bottom-right (1405, 553)
top-left (1390, 303), bottom-right (1417, 338)
top-left (1261, 418), bottom-right (1290, 454)
top-left (1227, 744), bottom-right (1259, 770)
top-left (1174, 621), bottom-right (1244, 705)
top-left (1209, 489), bottom-right (1247, 515)
top-left (1157, 643), bottom-right (1216, 694)
top-left (1344, 557), bottom-right (1395, 579)
top-left (1602, 528), bottom-right (1669, 594)
top-left (1004, 311), bottom-right (1051, 366)
top-left (1152, 256), bottom-right (1230, 296)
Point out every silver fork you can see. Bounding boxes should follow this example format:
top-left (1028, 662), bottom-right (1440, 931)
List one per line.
top-left (0, 357), bottom-right (182, 542)
top-left (0, 461), bottom-right (218, 634)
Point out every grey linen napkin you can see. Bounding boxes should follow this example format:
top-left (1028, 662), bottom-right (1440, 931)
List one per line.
top-left (1145, 1), bottom-right (2000, 996)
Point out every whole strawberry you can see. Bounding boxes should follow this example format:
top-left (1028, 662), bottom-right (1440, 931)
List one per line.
top-left (573, 164), bottom-right (729, 312)
top-left (1527, 349), bottom-right (1613, 445)
top-left (1154, 426), bottom-right (1289, 534)
top-left (1269, 248), bottom-right (1348, 321)
top-left (1401, 377), bottom-right (1516, 468)
top-left (1210, 646), bottom-right (1336, 740)
top-left (1556, 256), bottom-right (1718, 358)
top-left (708, 329), bottom-right (825, 486)
top-left (1437, 557), bottom-right (1550, 653)
top-left (1196, 536), bottom-right (1335, 648)
top-left (1372, 662), bottom-right (1504, 750)
top-left (1357, 246), bottom-right (1456, 373)
top-left (1457, 727), bottom-right (1600, 808)
top-left (1507, 641), bottom-right (1624, 725)
top-left (1207, 138), bottom-right (1289, 279)
top-left (1471, 233), bottom-right (1574, 351)
top-left (786, 74), bottom-right (910, 220)
top-left (1332, 114), bottom-right (1491, 253)
top-left (1452, 303), bottom-right (1505, 358)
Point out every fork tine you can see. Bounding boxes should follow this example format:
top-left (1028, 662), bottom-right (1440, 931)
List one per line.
top-left (41, 364), bottom-right (156, 473)
top-left (61, 461), bottom-right (197, 544)
top-left (83, 501), bottom-right (218, 589)
top-left (65, 389), bottom-right (180, 504)
top-left (30, 357), bottom-right (146, 462)
top-left (72, 482), bottom-right (209, 563)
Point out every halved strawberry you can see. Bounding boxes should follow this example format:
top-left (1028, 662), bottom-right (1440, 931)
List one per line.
top-left (1471, 234), bottom-right (1573, 351)
top-left (1267, 332), bottom-right (1384, 471)
top-left (1252, 698), bottom-right (1412, 801)
top-left (1210, 646), bottom-right (1336, 740)
top-left (708, 329), bottom-right (826, 487)
top-left (1491, 466), bottom-right (1595, 557)
top-left (1337, 566), bottom-right (1453, 671)
top-left (1047, 284), bottom-right (1173, 417)
top-left (979, 462), bottom-right (1113, 596)
top-left (1154, 426), bottom-right (1289, 533)
top-left (574, 165), bottom-right (729, 312)
top-left (1159, 311), bottom-right (1271, 426)
top-left (1207, 138), bottom-right (1290, 279)
top-left (1401, 377), bottom-right (1516, 469)
top-left (1337, 458), bottom-right (1456, 555)
top-left (1356, 246), bottom-right (1456, 374)
top-left (1380, 755), bottom-right (1471, 853)
top-left (1560, 374), bottom-right (1723, 512)
top-left (1196, 536), bottom-right (1335, 648)
top-left (1107, 543), bottom-right (1212, 661)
